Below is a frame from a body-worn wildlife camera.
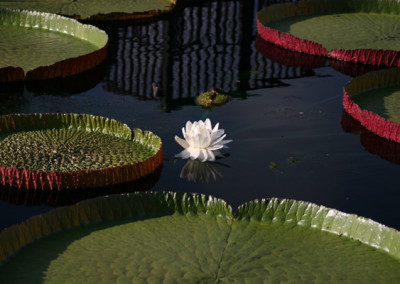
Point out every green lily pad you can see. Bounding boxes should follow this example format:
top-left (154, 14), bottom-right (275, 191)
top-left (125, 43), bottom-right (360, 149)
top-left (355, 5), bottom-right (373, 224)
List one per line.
top-left (196, 88), bottom-right (229, 109)
top-left (0, 113), bottom-right (162, 190)
top-left (0, 0), bottom-right (176, 20)
top-left (0, 192), bottom-right (399, 282)
top-left (257, 0), bottom-right (400, 66)
top-left (0, 9), bottom-right (108, 82)
top-left (267, 12), bottom-right (400, 52)
top-left (343, 68), bottom-right (400, 142)
top-left (352, 86), bottom-right (400, 122)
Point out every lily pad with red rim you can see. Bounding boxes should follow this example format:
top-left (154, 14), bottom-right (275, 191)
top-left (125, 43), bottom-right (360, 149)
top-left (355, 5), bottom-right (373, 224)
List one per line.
top-left (255, 34), bottom-right (386, 77)
top-left (0, 8), bottom-right (108, 82)
top-left (0, 113), bottom-right (162, 190)
top-left (257, 0), bottom-right (400, 66)
top-left (0, 0), bottom-right (177, 20)
top-left (343, 68), bottom-right (400, 142)
top-left (0, 191), bottom-right (399, 282)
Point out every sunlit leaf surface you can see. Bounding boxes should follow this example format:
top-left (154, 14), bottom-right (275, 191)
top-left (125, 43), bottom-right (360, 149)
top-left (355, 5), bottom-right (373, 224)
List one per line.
top-left (0, 192), bottom-right (399, 282)
top-left (0, 9), bottom-right (108, 80)
top-left (0, 113), bottom-right (162, 189)
top-left (267, 13), bottom-right (400, 52)
top-left (0, 0), bottom-right (176, 20)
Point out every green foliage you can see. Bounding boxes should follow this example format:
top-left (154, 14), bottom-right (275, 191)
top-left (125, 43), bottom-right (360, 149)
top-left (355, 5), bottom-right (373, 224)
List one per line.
top-left (196, 88), bottom-right (229, 109)
top-left (0, 8), bottom-right (108, 82)
top-left (0, 113), bottom-right (161, 171)
top-left (269, 161), bottom-right (279, 169)
top-left (0, 0), bottom-right (176, 20)
top-left (1, 192), bottom-right (399, 282)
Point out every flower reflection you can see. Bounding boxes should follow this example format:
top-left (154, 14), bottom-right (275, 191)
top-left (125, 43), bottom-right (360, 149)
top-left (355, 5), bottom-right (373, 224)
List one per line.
top-left (175, 118), bottom-right (232, 162)
top-left (180, 159), bottom-right (224, 183)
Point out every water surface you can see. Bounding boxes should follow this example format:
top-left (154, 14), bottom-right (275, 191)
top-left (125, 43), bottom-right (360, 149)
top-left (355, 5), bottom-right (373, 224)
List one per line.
top-left (1, 0), bottom-right (400, 232)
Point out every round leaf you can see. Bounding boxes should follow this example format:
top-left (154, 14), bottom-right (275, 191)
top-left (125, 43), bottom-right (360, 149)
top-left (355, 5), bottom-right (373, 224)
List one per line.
top-left (0, 192), bottom-right (399, 282)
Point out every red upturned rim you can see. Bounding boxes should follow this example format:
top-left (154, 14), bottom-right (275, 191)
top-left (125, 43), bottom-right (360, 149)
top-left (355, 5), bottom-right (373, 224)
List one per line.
top-left (255, 34), bottom-right (386, 77)
top-left (343, 68), bottom-right (400, 143)
top-left (0, 146), bottom-right (162, 191)
top-left (0, 113), bottom-right (163, 191)
top-left (0, 45), bottom-right (108, 83)
top-left (256, 2), bottom-right (400, 67)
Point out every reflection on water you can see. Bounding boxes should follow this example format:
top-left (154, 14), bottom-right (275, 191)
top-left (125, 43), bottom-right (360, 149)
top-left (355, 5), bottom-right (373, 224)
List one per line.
top-left (179, 159), bottom-right (227, 183)
top-left (102, 0), bottom-right (316, 111)
top-left (255, 34), bottom-right (387, 77)
top-left (0, 0), bottom-right (316, 111)
top-left (0, 165), bottom-right (162, 207)
top-left (1, 0), bottom-right (400, 231)
top-left (25, 61), bottom-right (108, 96)
top-left (341, 111), bottom-right (400, 165)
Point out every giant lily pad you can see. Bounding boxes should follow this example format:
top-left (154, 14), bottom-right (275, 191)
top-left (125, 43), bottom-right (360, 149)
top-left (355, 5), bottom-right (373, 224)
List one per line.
top-left (0, 191), bottom-right (399, 282)
top-left (343, 68), bottom-right (400, 142)
top-left (257, 0), bottom-right (400, 66)
top-left (0, 113), bottom-right (162, 190)
top-left (0, 0), bottom-right (176, 20)
top-left (0, 9), bottom-right (108, 82)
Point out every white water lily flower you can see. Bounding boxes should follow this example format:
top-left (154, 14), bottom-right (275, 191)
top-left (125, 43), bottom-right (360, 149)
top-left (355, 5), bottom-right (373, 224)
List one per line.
top-left (175, 118), bottom-right (232, 162)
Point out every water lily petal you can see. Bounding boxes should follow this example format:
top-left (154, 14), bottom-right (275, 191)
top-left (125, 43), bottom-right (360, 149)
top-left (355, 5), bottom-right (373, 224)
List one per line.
top-left (191, 133), bottom-right (202, 148)
top-left (212, 122), bottom-right (219, 132)
top-left (210, 133), bottom-right (227, 146)
top-left (205, 118), bottom-right (212, 131)
top-left (196, 149), bottom-right (205, 161)
top-left (175, 149), bottom-right (192, 159)
top-left (206, 149), bottom-right (216, 161)
top-left (198, 149), bottom-right (208, 162)
top-left (185, 121), bottom-right (193, 134)
top-left (182, 127), bottom-right (187, 139)
top-left (219, 139), bottom-right (232, 145)
top-left (189, 147), bottom-right (201, 160)
top-left (183, 126), bottom-right (192, 145)
top-left (175, 136), bottom-right (189, 149)
top-left (186, 125), bottom-right (198, 146)
top-left (193, 121), bottom-right (202, 131)
top-left (199, 126), bottom-right (211, 148)
top-left (210, 129), bottom-right (225, 142)
top-left (207, 144), bottom-right (223, 151)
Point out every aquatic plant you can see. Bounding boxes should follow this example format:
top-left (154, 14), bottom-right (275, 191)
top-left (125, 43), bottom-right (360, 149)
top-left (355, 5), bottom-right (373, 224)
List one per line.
top-left (0, 0), bottom-right (177, 20)
top-left (0, 191), bottom-right (399, 282)
top-left (257, 0), bottom-right (400, 66)
top-left (196, 88), bottom-right (229, 109)
top-left (343, 68), bottom-right (400, 142)
top-left (175, 118), bottom-right (231, 162)
top-left (0, 113), bottom-right (162, 190)
top-left (0, 9), bottom-right (108, 82)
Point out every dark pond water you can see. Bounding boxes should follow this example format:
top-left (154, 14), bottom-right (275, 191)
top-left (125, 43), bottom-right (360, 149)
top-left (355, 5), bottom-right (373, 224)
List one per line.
top-left (1, 0), bottom-right (400, 232)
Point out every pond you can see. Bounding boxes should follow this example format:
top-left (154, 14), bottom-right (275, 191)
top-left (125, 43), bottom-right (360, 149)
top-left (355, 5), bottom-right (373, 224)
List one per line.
top-left (1, 0), bottom-right (400, 232)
